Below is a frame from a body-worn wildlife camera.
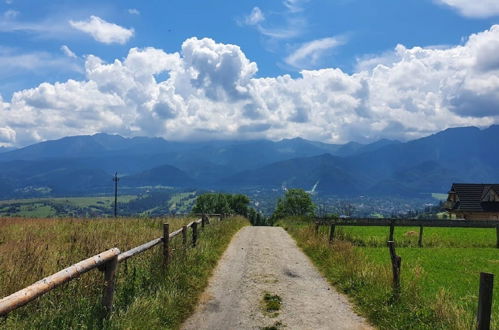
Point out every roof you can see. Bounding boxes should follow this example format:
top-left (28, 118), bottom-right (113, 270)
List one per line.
top-left (447, 183), bottom-right (499, 212)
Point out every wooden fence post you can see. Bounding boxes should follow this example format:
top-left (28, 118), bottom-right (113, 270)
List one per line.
top-left (201, 214), bottom-right (206, 229)
top-left (329, 224), bottom-right (336, 244)
top-left (418, 225), bottom-right (424, 247)
top-left (192, 222), bottom-right (198, 247)
top-left (389, 223), bottom-right (395, 241)
top-left (182, 225), bottom-right (187, 246)
top-left (387, 240), bottom-right (401, 298)
top-left (163, 223), bottom-right (170, 268)
top-left (101, 255), bottom-right (118, 317)
top-left (477, 272), bottom-right (494, 330)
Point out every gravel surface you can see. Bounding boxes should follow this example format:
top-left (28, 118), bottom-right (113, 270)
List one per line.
top-left (182, 226), bottom-right (373, 330)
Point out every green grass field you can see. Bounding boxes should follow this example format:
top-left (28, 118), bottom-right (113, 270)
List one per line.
top-left (0, 196), bottom-right (137, 217)
top-left (0, 192), bottom-right (199, 218)
top-left (0, 216), bottom-right (249, 329)
top-left (278, 218), bottom-right (499, 329)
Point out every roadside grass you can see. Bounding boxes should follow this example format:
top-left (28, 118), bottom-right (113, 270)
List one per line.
top-left (277, 217), bottom-right (499, 329)
top-left (0, 216), bottom-right (248, 329)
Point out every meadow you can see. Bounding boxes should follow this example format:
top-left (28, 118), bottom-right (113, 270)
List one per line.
top-left (0, 196), bottom-right (137, 217)
top-left (278, 218), bottom-right (499, 329)
top-left (0, 216), bottom-right (249, 329)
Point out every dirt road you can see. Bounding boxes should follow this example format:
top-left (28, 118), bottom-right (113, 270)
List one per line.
top-left (182, 226), bottom-right (372, 330)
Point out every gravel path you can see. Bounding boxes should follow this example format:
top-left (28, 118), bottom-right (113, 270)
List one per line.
top-left (182, 226), bottom-right (373, 330)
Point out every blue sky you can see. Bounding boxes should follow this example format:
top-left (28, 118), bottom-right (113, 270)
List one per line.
top-left (0, 0), bottom-right (499, 146)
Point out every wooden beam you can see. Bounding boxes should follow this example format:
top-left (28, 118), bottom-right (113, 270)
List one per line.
top-left (163, 223), bottom-right (170, 268)
top-left (329, 224), bottom-right (336, 244)
top-left (315, 218), bottom-right (499, 228)
top-left (101, 255), bottom-right (118, 317)
top-left (192, 222), bottom-right (198, 247)
top-left (389, 223), bottom-right (395, 241)
top-left (418, 226), bottom-right (424, 248)
top-left (118, 238), bottom-right (162, 262)
top-left (387, 241), bottom-right (401, 298)
top-left (477, 272), bottom-right (494, 330)
top-left (0, 248), bottom-right (120, 316)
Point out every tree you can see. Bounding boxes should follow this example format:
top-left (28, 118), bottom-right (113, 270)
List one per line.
top-left (272, 188), bottom-right (315, 219)
top-left (191, 192), bottom-right (250, 216)
top-left (227, 194), bottom-right (250, 217)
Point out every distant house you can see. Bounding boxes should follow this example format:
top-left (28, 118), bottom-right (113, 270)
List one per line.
top-left (445, 183), bottom-right (499, 220)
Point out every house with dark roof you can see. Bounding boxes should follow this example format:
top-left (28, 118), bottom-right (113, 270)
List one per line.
top-left (445, 183), bottom-right (499, 220)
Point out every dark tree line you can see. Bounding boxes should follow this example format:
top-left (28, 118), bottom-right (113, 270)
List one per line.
top-left (191, 192), bottom-right (269, 225)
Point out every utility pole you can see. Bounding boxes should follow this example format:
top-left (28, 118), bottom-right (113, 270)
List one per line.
top-left (113, 172), bottom-right (120, 218)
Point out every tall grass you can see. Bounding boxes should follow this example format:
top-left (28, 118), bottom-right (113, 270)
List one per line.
top-left (0, 216), bottom-right (248, 329)
top-left (278, 217), bottom-right (498, 329)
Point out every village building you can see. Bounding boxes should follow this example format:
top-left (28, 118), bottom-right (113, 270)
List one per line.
top-left (445, 183), bottom-right (499, 220)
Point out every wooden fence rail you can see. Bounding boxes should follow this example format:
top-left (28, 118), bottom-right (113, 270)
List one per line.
top-left (315, 218), bottom-right (499, 248)
top-left (0, 248), bottom-right (120, 316)
top-left (0, 214), bottom-right (222, 318)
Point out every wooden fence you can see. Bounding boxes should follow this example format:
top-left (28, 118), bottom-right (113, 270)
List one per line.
top-left (0, 213), bottom-right (223, 318)
top-left (315, 217), bottom-right (499, 248)
top-left (314, 217), bottom-right (497, 329)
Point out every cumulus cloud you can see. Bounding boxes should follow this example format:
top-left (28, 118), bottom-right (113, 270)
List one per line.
top-left (435, 0), bottom-right (499, 18)
top-left (69, 16), bottom-right (134, 44)
top-left (2, 27), bottom-right (499, 146)
top-left (285, 37), bottom-right (346, 69)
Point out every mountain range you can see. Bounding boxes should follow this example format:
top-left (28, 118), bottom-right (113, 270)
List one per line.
top-left (0, 125), bottom-right (498, 199)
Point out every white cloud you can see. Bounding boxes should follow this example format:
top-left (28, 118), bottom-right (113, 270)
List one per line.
top-left (69, 16), bottom-right (134, 45)
top-left (283, 0), bottom-right (309, 13)
top-left (242, 1), bottom-right (307, 40)
top-left (285, 37), bottom-right (346, 69)
top-left (435, 0), bottom-right (499, 18)
top-left (2, 27), bottom-right (499, 146)
top-left (128, 9), bottom-right (140, 15)
top-left (60, 45), bottom-right (77, 58)
top-left (244, 7), bottom-right (264, 25)
top-left (3, 9), bottom-right (18, 20)
top-left (0, 47), bottom-right (82, 75)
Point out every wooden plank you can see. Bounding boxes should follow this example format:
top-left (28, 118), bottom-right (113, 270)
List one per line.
top-left (192, 222), bottom-right (198, 247)
top-left (477, 272), bottom-right (494, 330)
top-left (387, 241), bottom-right (401, 298)
top-left (170, 227), bottom-right (183, 238)
top-left (193, 213), bottom-right (221, 217)
top-left (101, 255), bottom-right (118, 317)
top-left (163, 223), bottom-right (170, 268)
top-left (182, 225), bottom-right (187, 245)
top-left (316, 218), bottom-right (499, 228)
top-left (0, 248), bottom-right (120, 316)
top-left (418, 226), bottom-right (424, 248)
top-left (118, 238), bottom-right (162, 262)
top-left (329, 224), bottom-right (336, 244)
